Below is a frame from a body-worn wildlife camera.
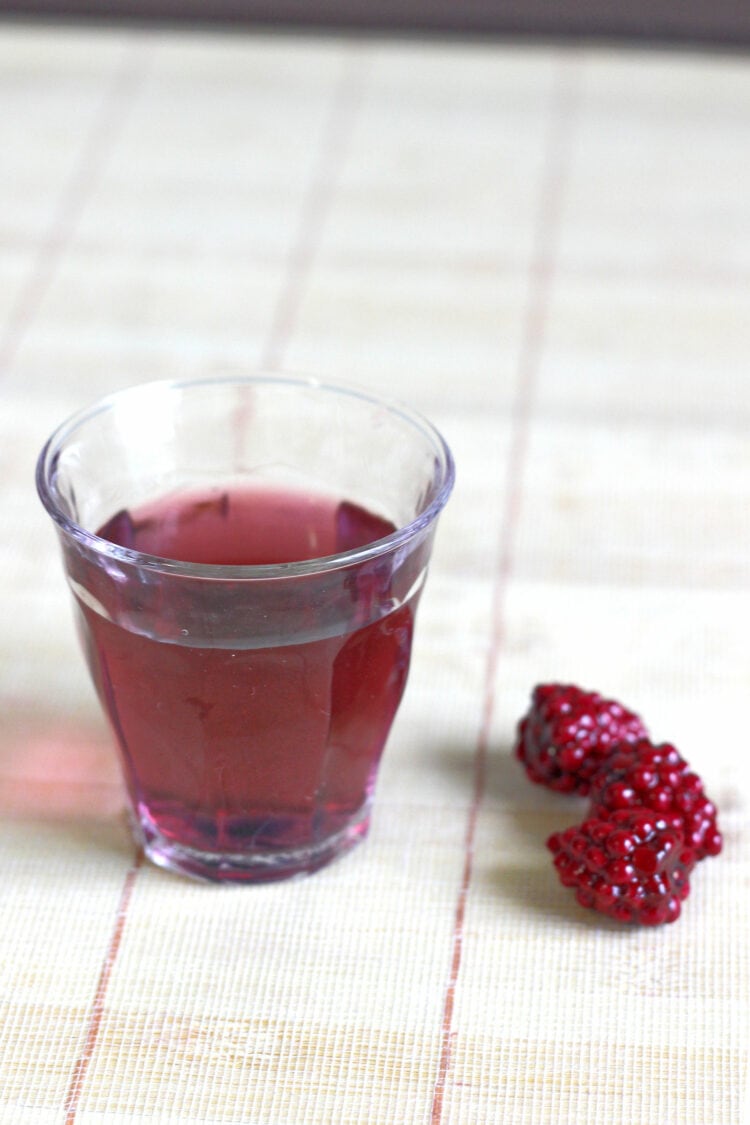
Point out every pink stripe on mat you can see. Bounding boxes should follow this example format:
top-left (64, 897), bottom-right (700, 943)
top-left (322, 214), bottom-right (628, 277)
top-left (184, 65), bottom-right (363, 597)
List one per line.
top-left (0, 43), bottom-right (145, 379)
top-left (63, 849), bottom-right (143, 1123)
top-left (260, 46), bottom-right (365, 371)
top-left (429, 58), bottom-right (580, 1124)
top-left (59, 45), bottom-right (362, 1119)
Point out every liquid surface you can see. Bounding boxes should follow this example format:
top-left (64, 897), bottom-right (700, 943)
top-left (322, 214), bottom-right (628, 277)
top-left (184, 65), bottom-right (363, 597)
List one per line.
top-left (83, 486), bottom-right (414, 880)
top-left (98, 485), bottom-right (395, 566)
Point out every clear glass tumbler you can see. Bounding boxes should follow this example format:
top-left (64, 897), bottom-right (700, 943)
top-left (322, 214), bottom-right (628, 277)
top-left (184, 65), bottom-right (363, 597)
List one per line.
top-left (36, 376), bottom-right (454, 883)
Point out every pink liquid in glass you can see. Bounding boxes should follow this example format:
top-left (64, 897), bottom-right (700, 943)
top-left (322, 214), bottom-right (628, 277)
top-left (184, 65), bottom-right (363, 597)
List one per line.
top-left (79, 486), bottom-right (416, 879)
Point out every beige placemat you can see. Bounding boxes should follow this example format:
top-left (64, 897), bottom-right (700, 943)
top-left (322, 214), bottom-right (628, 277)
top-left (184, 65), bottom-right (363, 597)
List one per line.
top-left (0, 24), bottom-right (748, 1124)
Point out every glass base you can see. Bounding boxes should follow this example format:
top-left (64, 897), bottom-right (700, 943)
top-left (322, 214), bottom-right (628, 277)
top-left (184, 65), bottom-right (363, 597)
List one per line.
top-left (133, 804), bottom-right (372, 884)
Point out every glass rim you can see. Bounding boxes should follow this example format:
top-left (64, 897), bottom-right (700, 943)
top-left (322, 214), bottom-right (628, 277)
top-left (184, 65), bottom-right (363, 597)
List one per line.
top-left (35, 373), bottom-right (455, 580)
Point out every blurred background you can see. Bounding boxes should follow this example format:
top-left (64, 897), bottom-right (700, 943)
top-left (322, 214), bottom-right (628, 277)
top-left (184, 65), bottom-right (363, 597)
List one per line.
top-left (2, 0), bottom-right (750, 45)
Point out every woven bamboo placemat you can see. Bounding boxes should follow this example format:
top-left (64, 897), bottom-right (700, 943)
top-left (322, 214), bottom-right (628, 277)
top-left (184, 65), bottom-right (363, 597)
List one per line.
top-left (0, 24), bottom-right (747, 1123)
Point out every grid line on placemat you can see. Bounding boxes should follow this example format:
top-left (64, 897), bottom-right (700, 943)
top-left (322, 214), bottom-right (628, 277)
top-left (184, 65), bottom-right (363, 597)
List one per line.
top-left (0, 37), bottom-right (147, 380)
top-left (429, 53), bottom-right (581, 1124)
top-left (260, 43), bottom-right (367, 372)
top-left (54, 37), bottom-right (366, 1121)
top-left (63, 850), bottom-right (142, 1124)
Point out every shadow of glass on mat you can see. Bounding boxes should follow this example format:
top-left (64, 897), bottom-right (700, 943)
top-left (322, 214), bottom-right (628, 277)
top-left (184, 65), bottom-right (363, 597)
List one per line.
top-left (0, 701), bottom-right (125, 824)
top-left (0, 703), bottom-right (135, 863)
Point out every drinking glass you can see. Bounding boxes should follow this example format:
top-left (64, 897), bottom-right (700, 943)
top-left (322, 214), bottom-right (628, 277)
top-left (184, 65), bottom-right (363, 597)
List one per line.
top-left (36, 375), bottom-right (454, 882)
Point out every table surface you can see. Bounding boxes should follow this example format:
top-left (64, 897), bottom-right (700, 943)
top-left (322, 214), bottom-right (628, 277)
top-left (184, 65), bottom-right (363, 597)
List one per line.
top-left (1, 21), bottom-right (749, 1125)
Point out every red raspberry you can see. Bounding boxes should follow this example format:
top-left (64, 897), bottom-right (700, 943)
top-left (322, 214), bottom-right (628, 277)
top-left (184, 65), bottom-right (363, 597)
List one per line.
top-left (547, 808), bottom-right (696, 925)
top-left (515, 683), bottom-right (648, 795)
top-left (589, 739), bottom-right (722, 861)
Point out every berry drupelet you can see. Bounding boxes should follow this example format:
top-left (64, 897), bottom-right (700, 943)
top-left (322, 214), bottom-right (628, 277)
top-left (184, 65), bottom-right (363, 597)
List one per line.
top-left (515, 683), bottom-right (648, 796)
top-left (588, 739), bottom-right (722, 861)
top-left (547, 808), bottom-right (696, 926)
